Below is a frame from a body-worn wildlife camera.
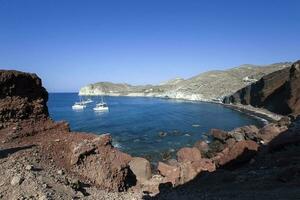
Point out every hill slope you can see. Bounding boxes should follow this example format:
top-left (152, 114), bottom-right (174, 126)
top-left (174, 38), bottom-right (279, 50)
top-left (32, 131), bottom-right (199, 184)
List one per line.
top-left (79, 62), bottom-right (292, 101)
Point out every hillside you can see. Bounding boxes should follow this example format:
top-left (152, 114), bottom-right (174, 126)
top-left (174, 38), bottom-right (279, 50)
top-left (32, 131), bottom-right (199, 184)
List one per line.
top-left (79, 62), bottom-right (292, 101)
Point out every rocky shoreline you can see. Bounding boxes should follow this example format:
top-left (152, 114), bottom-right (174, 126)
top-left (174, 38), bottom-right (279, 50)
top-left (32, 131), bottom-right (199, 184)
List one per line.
top-left (1, 63), bottom-right (300, 199)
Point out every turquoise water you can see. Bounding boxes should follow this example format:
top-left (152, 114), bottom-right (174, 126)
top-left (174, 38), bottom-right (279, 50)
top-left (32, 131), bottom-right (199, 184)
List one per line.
top-left (48, 93), bottom-right (264, 162)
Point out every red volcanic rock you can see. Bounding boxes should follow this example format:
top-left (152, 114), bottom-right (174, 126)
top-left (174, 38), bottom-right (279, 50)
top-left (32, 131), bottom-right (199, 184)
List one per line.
top-left (229, 125), bottom-right (259, 141)
top-left (214, 140), bottom-right (259, 167)
top-left (157, 162), bottom-right (180, 185)
top-left (0, 70), bottom-right (48, 124)
top-left (158, 157), bottom-right (216, 185)
top-left (287, 62), bottom-right (300, 115)
top-left (225, 138), bottom-right (236, 148)
top-left (223, 60), bottom-right (300, 116)
top-left (211, 129), bottom-right (229, 142)
top-left (70, 135), bottom-right (134, 191)
top-left (177, 147), bottom-right (202, 163)
top-left (70, 134), bottom-right (112, 165)
top-left (194, 140), bottom-right (209, 154)
top-left (191, 158), bottom-right (216, 173)
top-left (268, 118), bottom-right (300, 151)
top-left (258, 123), bottom-right (284, 143)
top-left (129, 157), bottom-right (152, 183)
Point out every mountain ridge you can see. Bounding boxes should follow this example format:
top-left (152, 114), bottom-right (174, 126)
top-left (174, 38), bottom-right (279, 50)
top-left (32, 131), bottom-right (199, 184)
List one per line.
top-left (79, 62), bottom-right (292, 101)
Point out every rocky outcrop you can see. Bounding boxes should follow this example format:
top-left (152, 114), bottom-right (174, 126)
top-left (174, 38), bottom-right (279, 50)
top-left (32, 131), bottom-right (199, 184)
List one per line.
top-left (0, 70), bottom-right (48, 124)
top-left (69, 135), bottom-right (135, 191)
top-left (223, 61), bottom-right (300, 116)
top-left (0, 70), bottom-right (139, 192)
top-left (176, 147), bottom-right (202, 163)
top-left (79, 62), bottom-right (290, 101)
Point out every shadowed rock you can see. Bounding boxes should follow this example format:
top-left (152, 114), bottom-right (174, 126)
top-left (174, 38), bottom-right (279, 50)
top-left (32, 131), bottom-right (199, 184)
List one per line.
top-left (223, 60), bottom-right (300, 116)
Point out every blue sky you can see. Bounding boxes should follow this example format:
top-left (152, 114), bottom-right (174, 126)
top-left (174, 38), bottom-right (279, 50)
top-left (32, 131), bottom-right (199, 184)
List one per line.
top-left (0, 0), bottom-right (299, 92)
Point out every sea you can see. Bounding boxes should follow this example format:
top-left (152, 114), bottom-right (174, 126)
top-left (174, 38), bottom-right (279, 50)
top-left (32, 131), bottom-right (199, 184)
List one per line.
top-left (48, 93), bottom-right (265, 163)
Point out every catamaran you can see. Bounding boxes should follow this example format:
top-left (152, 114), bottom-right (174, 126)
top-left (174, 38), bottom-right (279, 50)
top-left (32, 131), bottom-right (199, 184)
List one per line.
top-left (72, 96), bottom-right (89, 110)
top-left (72, 102), bottom-right (86, 110)
top-left (81, 98), bottom-right (93, 104)
top-left (93, 96), bottom-right (109, 112)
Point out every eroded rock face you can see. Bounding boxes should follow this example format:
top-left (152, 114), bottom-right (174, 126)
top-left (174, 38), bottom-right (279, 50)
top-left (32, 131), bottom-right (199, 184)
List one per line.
top-left (0, 70), bottom-right (138, 192)
top-left (0, 70), bottom-right (49, 124)
top-left (223, 60), bottom-right (300, 116)
top-left (69, 134), bottom-right (135, 191)
top-left (214, 140), bottom-right (259, 167)
top-left (70, 135), bottom-right (136, 191)
top-left (129, 157), bottom-right (152, 183)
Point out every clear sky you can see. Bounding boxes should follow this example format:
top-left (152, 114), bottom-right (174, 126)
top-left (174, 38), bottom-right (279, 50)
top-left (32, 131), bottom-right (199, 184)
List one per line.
top-left (0, 0), bottom-right (299, 92)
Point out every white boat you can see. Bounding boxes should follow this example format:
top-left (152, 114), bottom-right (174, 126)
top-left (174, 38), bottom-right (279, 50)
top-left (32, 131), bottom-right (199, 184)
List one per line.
top-left (72, 102), bottom-right (86, 110)
top-left (93, 96), bottom-right (109, 112)
top-left (93, 102), bottom-right (109, 111)
top-left (82, 99), bottom-right (93, 104)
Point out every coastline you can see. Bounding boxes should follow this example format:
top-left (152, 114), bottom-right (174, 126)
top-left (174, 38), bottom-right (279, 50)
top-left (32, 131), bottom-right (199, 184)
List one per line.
top-left (79, 93), bottom-right (281, 123)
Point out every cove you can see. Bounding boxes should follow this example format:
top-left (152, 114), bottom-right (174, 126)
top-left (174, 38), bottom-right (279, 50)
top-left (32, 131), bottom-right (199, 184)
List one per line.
top-left (48, 93), bottom-right (265, 163)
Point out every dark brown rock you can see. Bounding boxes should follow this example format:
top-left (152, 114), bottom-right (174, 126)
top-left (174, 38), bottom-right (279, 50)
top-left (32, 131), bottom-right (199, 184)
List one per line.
top-left (230, 125), bottom-right (259, 141)
top-left (70, 136), bottom-right (135, 191)
top-left (223, 60), bottom-right (300, 116)
top-left (258, 123), bottom-right (283, 143)
top-left (211, 129), bottom-right (229, 142)
top-left (214, 140), bottom-right (259, 167)
top-left (0, 70), bottom-right (48, 123)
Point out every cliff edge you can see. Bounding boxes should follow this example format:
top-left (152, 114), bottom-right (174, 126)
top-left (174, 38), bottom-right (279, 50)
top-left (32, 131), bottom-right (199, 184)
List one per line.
top-left (223, 61), bottom-right (300, 116)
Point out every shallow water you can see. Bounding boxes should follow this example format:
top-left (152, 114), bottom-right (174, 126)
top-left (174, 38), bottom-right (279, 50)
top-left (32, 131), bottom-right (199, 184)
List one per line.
top-left (48, 93), bottom-right (264, 162)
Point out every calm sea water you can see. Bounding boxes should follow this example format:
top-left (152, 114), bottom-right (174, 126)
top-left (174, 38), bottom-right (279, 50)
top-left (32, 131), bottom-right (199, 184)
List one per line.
top-left (48, 93), bottom-right (264, 162)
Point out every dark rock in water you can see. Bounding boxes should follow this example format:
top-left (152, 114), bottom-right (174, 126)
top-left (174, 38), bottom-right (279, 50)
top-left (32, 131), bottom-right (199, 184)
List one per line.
top-left (161, 151), bottom-right (172, 161)
top-left (211, 129), bottom-right (229, 143)
top-left (223, 60), bottom-right (300, 116)
top-left (0, 70), bottom-right (49, 123)
top-left (158, 131), bottom-right (168, 137)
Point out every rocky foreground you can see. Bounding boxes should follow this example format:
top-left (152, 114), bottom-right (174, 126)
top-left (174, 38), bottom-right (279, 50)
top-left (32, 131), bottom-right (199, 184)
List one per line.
top-left (0, 65), bottom-right (300, 199)
top-left (79, 62), bottom-right (291, 101)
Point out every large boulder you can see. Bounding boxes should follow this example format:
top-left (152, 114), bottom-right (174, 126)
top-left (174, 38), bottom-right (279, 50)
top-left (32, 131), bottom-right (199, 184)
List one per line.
top-left (177, 147), bottom-right (202, 163)
top-left (211, 129), bottom-right (229, 142)
top-left (258, 123), bottom-right (284, 143)
top-left (0, 70), bottom-right (49, 124)
top-left (69, 134), bottom-right (135, 191)
top-left (129, 157), bottom-right (152, 183)
top-left (229, 125), bottom-right (259, 141)
top-left (157, 162), bottom-right (180, 185)
top-left (157, 158), bottom-right (216, 185)
top-left (214, 140), bottom-right (259, 167)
